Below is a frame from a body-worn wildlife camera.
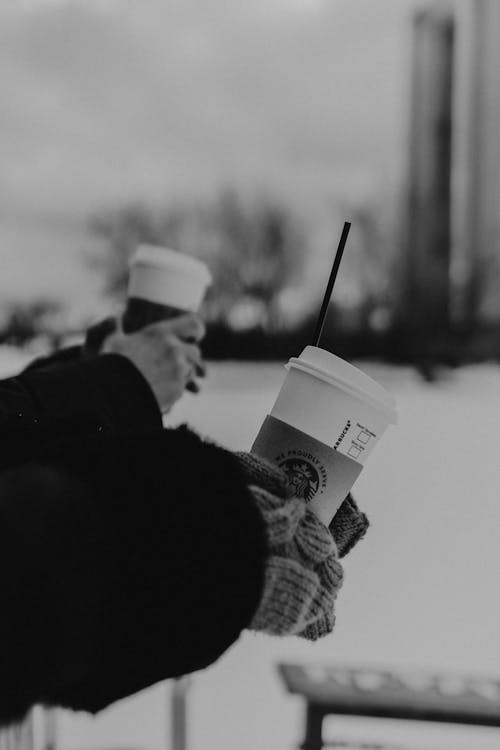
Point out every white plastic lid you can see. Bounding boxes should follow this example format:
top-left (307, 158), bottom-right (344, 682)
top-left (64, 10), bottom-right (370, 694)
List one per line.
top-left (128, 244), bottom-right (212, 309)
top-left (129, 244), bottom-right (212, 284)
top-left (287, 346), bottom-right (398, 424)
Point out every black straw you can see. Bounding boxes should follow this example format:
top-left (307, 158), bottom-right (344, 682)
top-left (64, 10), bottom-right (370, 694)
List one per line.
top-left (312, 221), bottom-right (351, 347)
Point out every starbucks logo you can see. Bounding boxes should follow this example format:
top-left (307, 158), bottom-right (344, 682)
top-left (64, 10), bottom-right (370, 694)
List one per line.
top-left (279, 458), bottom-right (320, 502)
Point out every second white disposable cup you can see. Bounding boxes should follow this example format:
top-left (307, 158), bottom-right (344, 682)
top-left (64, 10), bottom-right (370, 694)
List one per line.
top-left (251, 346), bottom-right (397, 525)
top-left (128, 244), bottom-right (212, 311)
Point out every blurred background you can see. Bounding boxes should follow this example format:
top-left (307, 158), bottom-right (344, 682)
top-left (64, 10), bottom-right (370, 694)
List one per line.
top-left (1, 0), bottom-right (499, 373)
top-left (1, 1), bottom-right (500, 750)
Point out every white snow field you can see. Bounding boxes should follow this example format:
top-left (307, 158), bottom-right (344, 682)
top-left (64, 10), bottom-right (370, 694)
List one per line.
top-left (3, 354), bottom-right (500, 750)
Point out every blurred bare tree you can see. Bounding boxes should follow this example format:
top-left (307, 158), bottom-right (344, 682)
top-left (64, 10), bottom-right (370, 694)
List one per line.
top-left (337, 201), bottom-right (398, 334)
top-left (202, 191), bottom-right (305, 329)
top-left (88, 204), bottom-right (164, 300)
top-left (87, 190), bottom-right (306, 331)
top-left (0, 299), bottom-right (64, 348)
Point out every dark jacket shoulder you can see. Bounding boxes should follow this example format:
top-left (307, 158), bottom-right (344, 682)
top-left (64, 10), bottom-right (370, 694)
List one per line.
top-left (0, 352), bottom-right (162, 469)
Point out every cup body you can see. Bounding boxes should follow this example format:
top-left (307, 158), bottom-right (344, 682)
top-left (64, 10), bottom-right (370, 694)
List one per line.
top-left (251, 346), bottom-right (397, 525)
top-left (122, 298), bottom-right (185, 334)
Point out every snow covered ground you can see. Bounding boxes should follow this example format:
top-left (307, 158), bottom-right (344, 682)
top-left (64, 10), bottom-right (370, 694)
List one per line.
top-left (3, 354), bottom-right (500, 750)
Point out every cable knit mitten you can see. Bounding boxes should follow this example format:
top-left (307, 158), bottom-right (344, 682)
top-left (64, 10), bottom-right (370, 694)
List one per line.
top-left (329, 493), bottom-right (369, 558)
top-left (235, 452), bottom-right (343, 640)
top-left (248, 487), bottom-right (342, 640)
top-left (237, 452), bottom-right (369, 558)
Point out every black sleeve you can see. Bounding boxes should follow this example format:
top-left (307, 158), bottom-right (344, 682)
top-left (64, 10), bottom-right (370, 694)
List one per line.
top-left (0, 426), bottom-right (267, 723)
top-left (21, 344), bottom-right (83, 372)
top-left (0, 463), bottom-right (104, 725)
top-left (0, 354), bottom-right (162, 470)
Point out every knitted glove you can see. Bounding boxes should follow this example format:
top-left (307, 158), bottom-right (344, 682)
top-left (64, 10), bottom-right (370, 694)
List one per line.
top-left (237, 452), bottom-right (369, 558)
top-left (235, 452), bottom-right (344, 640)
top-left (329, 493), bottom-right (369, 558)
top-left (247, 484), bottom-right (342, 640)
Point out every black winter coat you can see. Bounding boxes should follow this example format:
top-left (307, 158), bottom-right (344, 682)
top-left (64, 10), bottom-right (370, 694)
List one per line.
top-left (0, 351), bottom-right (267, 724)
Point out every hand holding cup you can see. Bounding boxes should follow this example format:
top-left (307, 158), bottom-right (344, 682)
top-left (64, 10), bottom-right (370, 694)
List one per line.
top-left (86, 244), bottom-right (212, 398)
top-left (102, 314), bottom-right (206, 414)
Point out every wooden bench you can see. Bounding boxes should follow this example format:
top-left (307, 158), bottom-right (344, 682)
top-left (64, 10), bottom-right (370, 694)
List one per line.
top-left (277, 663), bottom-right (500, 750)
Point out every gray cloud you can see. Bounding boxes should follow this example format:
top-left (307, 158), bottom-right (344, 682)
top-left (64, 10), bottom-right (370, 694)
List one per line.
top-left (0, 0), bottom-right (422, 221)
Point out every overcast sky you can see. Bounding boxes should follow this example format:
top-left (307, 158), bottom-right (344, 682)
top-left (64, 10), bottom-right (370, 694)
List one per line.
top-left (0, 0), bottom-right (425, 310)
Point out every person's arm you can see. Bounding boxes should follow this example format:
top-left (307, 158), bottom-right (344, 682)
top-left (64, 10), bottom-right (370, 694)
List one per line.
top-left (21, 344), bottom-right (83, 372)
top-left (0, 425), bottom-right (356, 724)
top-left (0, 314), bottom-right (206, 470)
top-left (0, 462), bottom-right (104, 725)
top-left (0, 353), bottom-right (162, 471)
top-left (0, 426), bottom-right (268, 722)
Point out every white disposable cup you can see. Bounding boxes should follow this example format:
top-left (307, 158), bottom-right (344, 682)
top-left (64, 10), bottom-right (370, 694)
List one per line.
top-left (251, 345), bottom-right (397, 525)
top-left (128, 244), bottom-right (212, 312)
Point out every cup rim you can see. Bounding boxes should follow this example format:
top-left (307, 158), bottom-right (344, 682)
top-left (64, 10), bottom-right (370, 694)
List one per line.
top-left (287, 349), bottom-right (398, 424)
